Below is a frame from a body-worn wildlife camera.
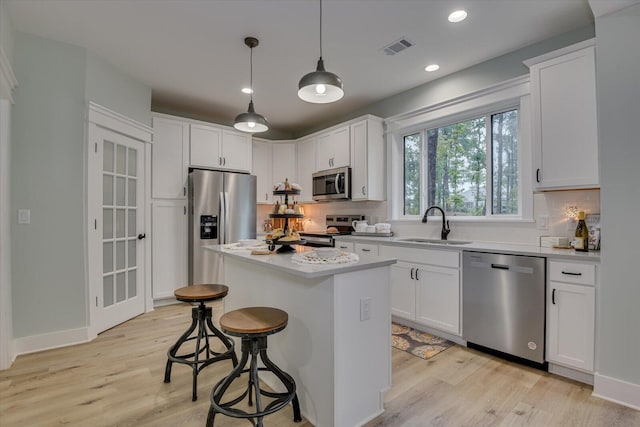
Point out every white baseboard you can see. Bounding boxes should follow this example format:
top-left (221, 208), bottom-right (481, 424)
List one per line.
top-left (548, 363), bottom-right (594, 385)
top-left (153, 296), bottom-right (180, 307)
top-left (14, 327), bottom-right (90, 356)
top-left (593, 373), bottom-right (640, 410)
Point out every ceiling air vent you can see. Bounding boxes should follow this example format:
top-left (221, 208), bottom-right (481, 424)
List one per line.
top-left (382, 38), bottom-right (414, 56)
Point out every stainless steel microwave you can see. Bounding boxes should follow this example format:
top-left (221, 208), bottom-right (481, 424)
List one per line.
top-left (312, 167), bottom-right (351, 201)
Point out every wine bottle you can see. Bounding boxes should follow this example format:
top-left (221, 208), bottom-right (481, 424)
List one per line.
top-left (574, 211), bottom-right (589, 252)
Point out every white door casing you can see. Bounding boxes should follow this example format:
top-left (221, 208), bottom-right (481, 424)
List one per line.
top-left (87, 103), bottom-right (152, 337)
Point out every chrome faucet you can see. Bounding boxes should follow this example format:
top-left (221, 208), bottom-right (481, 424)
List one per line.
top-left (422, 205), bottom-right (451, 240)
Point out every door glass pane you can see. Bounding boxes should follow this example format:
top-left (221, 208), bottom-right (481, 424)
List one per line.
top-left (128, 148), bottom-right (137, 176)
top-left (116, 177), bottom-right (126, 206)
top-left (116, 145), bottom-right (126, 175)
top-left (103, 176), bottom-right (113, 205)
top-left (128, 239), bottom-right (136, 267)
top-left (128, 210), bottom-right (136, 237)
top-left (103, 242), bottom-right (113, 274)
top-left (103, 208), bottom-right (113, 239)
top-left (116, 209), bottom-right (126, 238)
top-left (104, 141), bottom-right (114, 173)
top-left (128, 178), bottom-right (136, 207)
top-left (128, 270), bottom-right (136, 298)
top-left (116, 240), bottom-right (125, 270)
top-left (116, 272), bottom-right (126, 303)
top-left (103, 274), bottom-right (114, 307)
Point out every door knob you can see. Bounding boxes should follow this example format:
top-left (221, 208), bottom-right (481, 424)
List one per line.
top-left (137, 233), bottom-right (146, 240)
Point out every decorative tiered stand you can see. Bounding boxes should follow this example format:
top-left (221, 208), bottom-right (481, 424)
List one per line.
top-left (268, 189), bottom-right (305, 253)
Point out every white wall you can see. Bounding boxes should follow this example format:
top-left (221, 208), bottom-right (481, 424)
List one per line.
top-left (593, 2), bottom-right (640, 400)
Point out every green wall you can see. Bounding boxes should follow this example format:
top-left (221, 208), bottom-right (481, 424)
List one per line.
top-left (10, 31), bottom-right (151, 338)
top-left (11, 32), bottom-right (87, 336)
top-left (595, 3), bottom-right (640, 386)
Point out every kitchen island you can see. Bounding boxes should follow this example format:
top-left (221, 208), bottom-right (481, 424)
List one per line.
top-left (203, 245), bottom-right (397, 427)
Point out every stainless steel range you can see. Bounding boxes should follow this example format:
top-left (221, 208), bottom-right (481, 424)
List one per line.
top-left (300, 214), bottom-right (365, 247)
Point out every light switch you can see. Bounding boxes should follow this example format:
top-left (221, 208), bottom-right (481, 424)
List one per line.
top-left (360, 297), bottom-right (372, 321)
top-left (18, 209), bottom-right (31, 224)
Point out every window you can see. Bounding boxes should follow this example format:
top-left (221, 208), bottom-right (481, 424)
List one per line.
top-left (403, 108), bottom-right (519, 217)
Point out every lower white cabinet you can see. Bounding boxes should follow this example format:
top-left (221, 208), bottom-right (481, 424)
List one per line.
top-left (547, 260), bottom-right (596, 372)
top-left (354, 242), bottom-right (378, 256)
top-left (151, 200), bottom-right (187, 299)
top-left (335, 241), bottom-right (354, 252)
top-left (380, 245), bottom-right (461, 335)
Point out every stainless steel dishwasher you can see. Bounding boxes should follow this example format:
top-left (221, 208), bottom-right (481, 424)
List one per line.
top-left (463, 251), bottom-right (546, 365)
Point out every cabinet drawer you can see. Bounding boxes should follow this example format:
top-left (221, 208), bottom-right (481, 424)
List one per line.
top-left (549, 260), bottom-right (596, 286)
top-left (380, 245), bottom-right (459, 268)
top-left (335, 241), bottom-right (354, 252)
top-left (355, 243), bottom-right (378, 256)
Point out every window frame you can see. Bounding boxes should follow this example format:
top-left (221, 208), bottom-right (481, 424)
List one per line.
top-left (387, 76), bottom-right (533, 222)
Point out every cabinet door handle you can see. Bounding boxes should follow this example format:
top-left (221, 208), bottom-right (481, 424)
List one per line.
top-left (536, 168), bottom-right (541, 183)
top-left (361, 248), bottom-right (371, 252)
top-left (223, 157), bottom-right (226, 166)
top-left (362, 186), bottom-right (366, 195)
top-left (219, 157), bottom-right (222, 165)
top-left (552, 288), bottom-right (556, 305)
top-left (410, 267), bottom-right (414, 280)
top-left (265, 193), bottom-right (268, 201)
top-left (415, 268), bottom-right (420, 280)
top-left (183, 206), bottom-right (187, 215)
top-left (561, 271), bottom-right (582, 276)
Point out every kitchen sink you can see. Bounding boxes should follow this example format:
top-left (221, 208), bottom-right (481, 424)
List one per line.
top-left (396, 238), bottom-right (472, 245)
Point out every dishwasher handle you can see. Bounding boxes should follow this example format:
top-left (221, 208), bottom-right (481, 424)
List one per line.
top-left (491, 263), bottom-right (510, 270)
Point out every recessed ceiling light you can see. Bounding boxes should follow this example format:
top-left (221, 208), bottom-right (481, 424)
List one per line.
top-left (425, 64), bottom-right (440, 72)
top-left (241, 87), bottom-right (253, 94)
top-left (448, 10), bottom-right (468, 23)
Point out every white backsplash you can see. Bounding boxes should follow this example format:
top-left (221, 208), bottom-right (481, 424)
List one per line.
top-left (257, 189), bottom-right (600, 246)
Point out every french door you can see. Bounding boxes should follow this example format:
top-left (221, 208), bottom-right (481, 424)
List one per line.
top-left (89, 125), bottom-right (146, 333)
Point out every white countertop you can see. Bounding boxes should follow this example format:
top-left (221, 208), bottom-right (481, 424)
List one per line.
top-left (335, 235), bottom-right (601, 261)
top-left (203, 245), bottom-right (397, 279)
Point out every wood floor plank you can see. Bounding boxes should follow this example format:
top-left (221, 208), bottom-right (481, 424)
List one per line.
top-left (1, 303), bottom-right (638, 426)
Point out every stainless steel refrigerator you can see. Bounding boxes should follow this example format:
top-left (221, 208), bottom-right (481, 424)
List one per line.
top-left (189, 169), bottom-right (256, 284)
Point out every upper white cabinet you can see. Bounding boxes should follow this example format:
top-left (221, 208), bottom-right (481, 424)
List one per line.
top-left (546, 260), bottom-right (596, 372)
top-left (190, 123), bottom-right (252, 172)
top-left (526, 40), bottom-right (599, 190)
top-left (252, 140), bottom-right (273, 204)
top-left (151, 115), bottom-right (189, 199)
top-left (350, 118), bottom-right (385, 201)
top-left (272, 141), bottom-right (297, 187)
top-left (316, 125), bottom-right (350, 171)
top-left (296, 136), bottom-right (316, 203)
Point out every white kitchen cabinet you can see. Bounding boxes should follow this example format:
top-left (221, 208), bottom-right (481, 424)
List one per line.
top-left (526, 40), bottom-right (599, 190)
top-left (190, 124), bottom-right (252, 172)
top-left (151, 200), bottom-right (187, 299)
top-left (415, 264), bottom-right (460, 334)
top-left (151, 115), bottom-right (189, 199)
top-left (547, 260), bottom-right (596, 372)
top-left (272, 141), bottom-right (297, 188)
top-left (296, 136), bottom-right (316, 203)
top-left (380, 245), bottom-right (461, 335)
top-left (354, 242), bottom-right (379, 256)
top-left (315, 125), bottom-right (350, 171)
top-left (252, 140), bottom-right (273, 204)
top-left (350, 118), bottom-right (385, 201)
top-left (335, 241), bottom-right (354, 252)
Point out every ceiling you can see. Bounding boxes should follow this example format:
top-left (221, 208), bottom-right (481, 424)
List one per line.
top-left (5, 0), bottom-right (594, 135)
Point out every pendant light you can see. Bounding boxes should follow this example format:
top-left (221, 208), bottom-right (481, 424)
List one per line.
top-left (298, 0), bottom-right (344, 103)
top-left (234, 37), bottom-right (269, 133)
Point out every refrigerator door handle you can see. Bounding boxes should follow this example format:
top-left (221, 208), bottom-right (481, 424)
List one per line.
top-left (219, 191), bottom-right (226, 244)
top-left (223, 191), bottom-right (230, 244)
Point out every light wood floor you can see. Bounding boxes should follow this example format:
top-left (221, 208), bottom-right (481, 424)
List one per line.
top-left (1, 303), bottom-right (638, 427)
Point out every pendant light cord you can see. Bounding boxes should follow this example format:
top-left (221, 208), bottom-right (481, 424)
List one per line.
top-left (250, 45), bottom-right (254, 103)
top-left (319, 0), bottom-right (323, 59)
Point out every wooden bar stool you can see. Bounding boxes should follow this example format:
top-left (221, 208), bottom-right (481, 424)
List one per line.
top-left (164, 284), bottom-right (238, 401)
top-left (206, 307), bottom-right (302, 427)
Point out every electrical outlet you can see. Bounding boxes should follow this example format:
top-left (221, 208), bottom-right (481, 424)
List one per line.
top-left (537, 215), bottom-right (548, 230)
top-left (360, 297), bottom-right (372, 321)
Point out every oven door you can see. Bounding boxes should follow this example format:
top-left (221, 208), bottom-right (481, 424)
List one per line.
top-left (301, 234), bottom-right (335, 247)
top-left (312, 167), bottom-right (350, 201)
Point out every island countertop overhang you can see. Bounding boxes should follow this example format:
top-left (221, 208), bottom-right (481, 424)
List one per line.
top-left (202, 245), bottom-right (397, 279)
